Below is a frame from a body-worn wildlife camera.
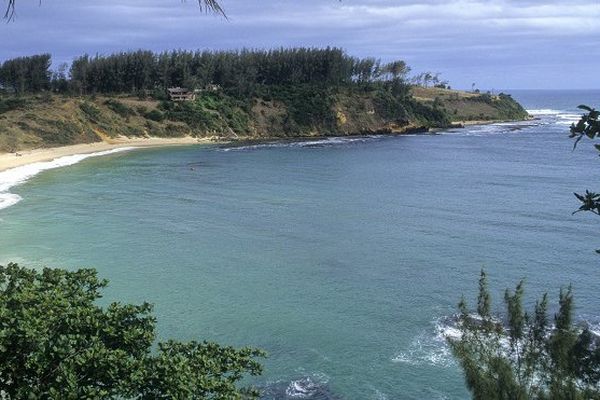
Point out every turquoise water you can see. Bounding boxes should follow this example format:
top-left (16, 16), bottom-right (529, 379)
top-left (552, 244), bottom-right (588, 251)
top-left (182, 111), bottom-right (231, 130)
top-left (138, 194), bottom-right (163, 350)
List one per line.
top-left (1, 90), bottom-right (600, 399)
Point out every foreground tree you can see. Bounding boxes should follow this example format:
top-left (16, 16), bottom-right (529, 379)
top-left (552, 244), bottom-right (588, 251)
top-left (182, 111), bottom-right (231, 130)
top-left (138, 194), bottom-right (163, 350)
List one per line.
top-left (569, 105), bottom-right (600, 248)
top-left (451, 105), bottom-right (600, 399)
top-left (0, 263), bottom-right (265, 399)
top-left (450, 270), bottom-right (600, 400)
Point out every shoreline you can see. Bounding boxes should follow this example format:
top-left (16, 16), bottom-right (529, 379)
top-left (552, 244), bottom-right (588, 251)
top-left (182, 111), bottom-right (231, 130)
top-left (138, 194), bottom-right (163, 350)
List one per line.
top-left (0, 116), bottom-right (533, 173)
top-left (0, 136), bottom-right (216, 173)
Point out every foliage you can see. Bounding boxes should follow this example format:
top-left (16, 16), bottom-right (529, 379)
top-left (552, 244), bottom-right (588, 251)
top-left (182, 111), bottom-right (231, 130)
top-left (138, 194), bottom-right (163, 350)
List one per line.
top-left (406, 99), bottom-right (450, 127)
top-left (79, 101), bottom-right (102, 123)
top-left (0, 54), bottom-right (52, 94)
top-left (157, 92), bottom-right (251, 134)
top-left (160, 100), bottom-right (218, 132)
top-left (4, 0), bottom-right (225, 21)
top-left (570, 105), bottom-right (600, 150)
top-left (104, 99), bottom-right (136, 119)
top-left (0, 97), bottom-right (28, 114)
top-left (570, 105), bottom-right (600, 250)
top-left (0, 49), bottom-right (530, 143)
top-left (31, 120), bottom-right (86, 145)
top-left (450, 271), bottom-right (600, 400)
top-left (489, 93), bottom-right (529, 120)
top-left (144, 109), bottom-right (165, 122)
top-left (66, 48), bottom-right (386, 96)
top-left (256, 84), bottom-right (337, 132)
top-left (372, 79), bottom-right (411, 122)
top-left (0, 263), bottom-right (265, 399)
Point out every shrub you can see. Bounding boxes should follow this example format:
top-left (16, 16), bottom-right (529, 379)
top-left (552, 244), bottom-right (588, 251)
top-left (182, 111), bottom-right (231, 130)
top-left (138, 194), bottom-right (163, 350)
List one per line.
top-left (0, 263), bottom-right (265, 399)
top-left (0, 97), bottom-right (28, 114)
top-left (144, 109), bottom-right (165, 122)
top-left (79, 101), bottom-right (102, 122)
top-left (104, 99), bottom-right (136, 119)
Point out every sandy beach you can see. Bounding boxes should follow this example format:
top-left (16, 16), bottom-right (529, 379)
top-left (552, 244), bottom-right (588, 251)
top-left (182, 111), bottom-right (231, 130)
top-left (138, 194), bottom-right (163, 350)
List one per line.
top-left (0, 136), bottom-right (215, 173)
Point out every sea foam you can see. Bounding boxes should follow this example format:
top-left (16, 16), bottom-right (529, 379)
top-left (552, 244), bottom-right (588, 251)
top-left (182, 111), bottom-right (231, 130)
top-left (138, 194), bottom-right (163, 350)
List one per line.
top-left (527, 109), bottom-right (582, 126)
top-left (218, 136), bottom-right (382, 152)
top-left (0, 147), bottom-right (136, 210)
top-left (526, 109), bottom-right (564, 115)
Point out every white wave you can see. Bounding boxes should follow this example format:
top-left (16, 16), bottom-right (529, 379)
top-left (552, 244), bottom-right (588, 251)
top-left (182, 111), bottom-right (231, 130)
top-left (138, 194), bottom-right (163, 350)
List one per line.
top-left (391, 319), bottom-right (457, 368)
top-left (526, 109), bottom-right (563, 115)
top-left (219, 136), bottom-right (381, 152)
top-left (0, 147), bottom-right (136, 210)
top-left (286, 378), bottom-right (319, 398)
top-left (556, 113), bottom-right (582, 126)
top-left (526, 109), bottom-right (581, 124)
top-left (0, 193), bottom-right (22, 210)
top-left (284, 373), bottom-right (330, 399)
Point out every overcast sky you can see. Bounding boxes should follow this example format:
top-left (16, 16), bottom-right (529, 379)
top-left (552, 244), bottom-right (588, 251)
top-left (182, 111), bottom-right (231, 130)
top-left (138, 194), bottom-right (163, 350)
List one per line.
top-left (2, 0), bottom-right (599, 89)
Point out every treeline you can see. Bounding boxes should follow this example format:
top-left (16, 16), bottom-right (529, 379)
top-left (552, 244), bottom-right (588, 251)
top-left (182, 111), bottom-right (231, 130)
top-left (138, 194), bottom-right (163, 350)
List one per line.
top-left (0, 48), bottom-right (410, 96)
top-left (0, 54), bottom-right (52, 93)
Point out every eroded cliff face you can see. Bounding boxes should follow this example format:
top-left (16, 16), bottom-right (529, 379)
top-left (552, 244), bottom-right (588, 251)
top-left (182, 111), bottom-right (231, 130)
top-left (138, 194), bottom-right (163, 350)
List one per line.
top-left (0, 87), bottom-right (528, 152)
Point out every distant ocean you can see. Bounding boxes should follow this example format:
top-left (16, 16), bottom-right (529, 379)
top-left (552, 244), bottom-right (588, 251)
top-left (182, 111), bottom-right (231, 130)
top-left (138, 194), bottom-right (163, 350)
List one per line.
top-left (1, 90), bottom-right (599, 399)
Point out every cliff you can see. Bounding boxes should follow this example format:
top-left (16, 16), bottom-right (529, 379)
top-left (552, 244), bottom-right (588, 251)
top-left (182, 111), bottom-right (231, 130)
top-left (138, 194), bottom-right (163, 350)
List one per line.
top-left (0, 87), bottom-right (529, 152)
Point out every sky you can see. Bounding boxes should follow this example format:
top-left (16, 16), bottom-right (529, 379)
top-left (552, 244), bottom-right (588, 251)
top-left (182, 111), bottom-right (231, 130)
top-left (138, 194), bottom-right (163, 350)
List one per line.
top-left (1, 0), bottom-right (599, 90)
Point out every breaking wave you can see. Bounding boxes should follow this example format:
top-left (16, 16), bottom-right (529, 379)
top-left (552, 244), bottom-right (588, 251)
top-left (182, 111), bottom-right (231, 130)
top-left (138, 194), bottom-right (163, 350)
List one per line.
top-left (391, 317), bottom-right (459, 368)
top-left (527, 109), bottom-right (582, 126)
top-left (218, 136), bottom-right (383, 152)
top-left (261, 372), bottom-right (341, 400)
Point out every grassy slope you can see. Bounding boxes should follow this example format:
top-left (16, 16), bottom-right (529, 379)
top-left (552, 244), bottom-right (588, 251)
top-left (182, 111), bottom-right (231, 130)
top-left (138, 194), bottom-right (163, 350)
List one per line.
top-left (0, 87), bottom-right (529, 152)
top-left (412, 87), bottom-right (529, 122)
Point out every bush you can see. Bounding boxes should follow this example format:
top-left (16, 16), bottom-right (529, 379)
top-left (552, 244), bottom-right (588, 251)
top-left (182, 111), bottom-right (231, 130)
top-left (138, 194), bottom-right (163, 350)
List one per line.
top-left (79, 101), bottom-right (102, 122)
top-left (256, 84), bottom-right (336, 131)
top-left (144, 109), bottom-right (164, 122)
top-left (0, 97), bottom-right (28, 114)
top-left (0, 263), bottom-right (265, 399)
top-left (104, 99), bottom-right (136, 118)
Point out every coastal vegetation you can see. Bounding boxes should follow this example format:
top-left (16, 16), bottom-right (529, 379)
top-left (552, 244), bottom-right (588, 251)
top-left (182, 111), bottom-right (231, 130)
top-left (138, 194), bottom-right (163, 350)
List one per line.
top-left (0, 49), bottom-right (529, 152)
top-left (451, 272), bottom-right (600, 399)
top-left (451, 106), bottom-right (600, 399)
top-left (0, 263), bottom-right (265, 399)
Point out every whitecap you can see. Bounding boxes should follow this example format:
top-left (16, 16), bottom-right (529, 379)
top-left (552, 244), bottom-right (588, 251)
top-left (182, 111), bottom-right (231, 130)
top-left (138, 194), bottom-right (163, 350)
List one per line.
top-left (391, 319), bottom-right (456, 368)
top-left (556, 113), bottom-right (583, 126)
top-left (0, 147), bottom-right (136, 210)
top-left (526, 109), bottom-right (564, 115)
top-left (285, 377), bottom-right (321, 398)
top-left (218, 136), bottom-right (382, 152)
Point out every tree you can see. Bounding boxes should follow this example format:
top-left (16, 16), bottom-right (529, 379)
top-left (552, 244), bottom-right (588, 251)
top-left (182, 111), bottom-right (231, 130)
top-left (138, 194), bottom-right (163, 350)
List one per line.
top-left (4, 0), bottom-right (225, 20)
top-left (383, 60), bottom-right (410, 81)
top-left (450, 271), bottom-right (600, 400)
top-left (451, 107), bottom-right (600, 399)
top-left (0, 54), bottom-right (51, 94)
top-left (0, 263), bottom-right (265, 399)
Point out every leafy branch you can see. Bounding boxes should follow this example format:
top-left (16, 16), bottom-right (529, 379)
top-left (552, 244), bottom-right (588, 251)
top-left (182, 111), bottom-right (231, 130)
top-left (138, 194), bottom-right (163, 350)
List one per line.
top-left (569, 105), bottom-right (600, 150)
top-left (4, 0), bottom-right (226, 21)
top-left (570, 105), bottom-right (600, 252)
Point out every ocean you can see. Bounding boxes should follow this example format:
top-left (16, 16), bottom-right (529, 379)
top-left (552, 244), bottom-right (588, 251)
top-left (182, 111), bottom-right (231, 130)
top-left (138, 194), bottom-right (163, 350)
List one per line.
top-left (1, 90), bottom-right (599, 399)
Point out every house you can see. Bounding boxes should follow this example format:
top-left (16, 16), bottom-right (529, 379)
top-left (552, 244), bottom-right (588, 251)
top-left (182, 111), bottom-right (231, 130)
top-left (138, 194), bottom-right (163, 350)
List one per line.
top-left (167, 87), bottom-right (196, 102)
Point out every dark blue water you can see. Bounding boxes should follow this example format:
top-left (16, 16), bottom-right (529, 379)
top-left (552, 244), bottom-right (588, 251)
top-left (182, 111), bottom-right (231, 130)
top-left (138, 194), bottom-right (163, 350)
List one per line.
top-left (1, 90), bottom-right (599, 399)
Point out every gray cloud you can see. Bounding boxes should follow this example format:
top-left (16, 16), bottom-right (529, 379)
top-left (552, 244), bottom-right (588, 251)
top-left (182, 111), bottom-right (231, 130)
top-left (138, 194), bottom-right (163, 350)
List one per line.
top-left (1, 0), bottom-right (598, 89)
